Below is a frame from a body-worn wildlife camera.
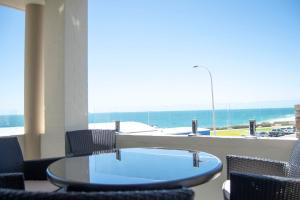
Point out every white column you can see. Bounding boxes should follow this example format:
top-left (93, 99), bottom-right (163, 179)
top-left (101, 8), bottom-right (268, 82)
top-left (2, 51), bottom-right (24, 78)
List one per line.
top-left (24, 3), bottom-right (44, 160)
top-left (42, 0), bottom-right (88, 157)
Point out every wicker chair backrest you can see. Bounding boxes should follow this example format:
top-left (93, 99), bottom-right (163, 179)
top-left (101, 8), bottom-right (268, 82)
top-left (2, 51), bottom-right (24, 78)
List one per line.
top-left (91, 129), bottom-right (116, 149)
top-left (0, 137), bottom-right (24, 173)
top-left (288, 139), bottom-right (300, 178)
top-left (65, 129), bottom-right (116, 156)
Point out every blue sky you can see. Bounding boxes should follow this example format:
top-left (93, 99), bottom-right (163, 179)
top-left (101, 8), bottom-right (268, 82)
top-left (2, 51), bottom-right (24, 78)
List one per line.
top-left (88, 0), bottom-right (300, 112)
top-left (0, 0), bottom-right (300, 114)
top-left (0, 6), bottom-right (24, 114)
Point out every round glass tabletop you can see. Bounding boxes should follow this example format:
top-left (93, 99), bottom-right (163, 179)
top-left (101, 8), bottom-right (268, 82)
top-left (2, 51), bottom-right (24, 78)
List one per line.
top-left (47, 148), bottom-right (222, 190)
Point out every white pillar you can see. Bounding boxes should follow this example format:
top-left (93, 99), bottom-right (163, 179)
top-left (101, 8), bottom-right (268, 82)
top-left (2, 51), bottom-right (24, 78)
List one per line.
top-left (42, 0), bottom-right (88, 157)
top-left (24, 3), bottom-right (44, 160)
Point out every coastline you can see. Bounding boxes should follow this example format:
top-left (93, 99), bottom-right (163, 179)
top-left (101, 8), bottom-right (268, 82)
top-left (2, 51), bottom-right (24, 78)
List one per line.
top-left (266, 115), bottom-right (294, 123)
top-left (0, 110), bottom-right (295, 136)
top-left (0, 115), bottom-right (294, 137)
top-left (0, 107), bottom-right (294, 129)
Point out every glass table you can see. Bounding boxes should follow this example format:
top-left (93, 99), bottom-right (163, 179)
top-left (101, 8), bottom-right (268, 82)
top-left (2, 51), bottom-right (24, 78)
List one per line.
top-left (47, 148), bottom-right (222, 190)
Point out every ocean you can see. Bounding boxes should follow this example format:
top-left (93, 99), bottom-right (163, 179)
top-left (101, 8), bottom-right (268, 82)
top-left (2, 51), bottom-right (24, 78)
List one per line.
top-left (0, 107), bottom-right (294, 129)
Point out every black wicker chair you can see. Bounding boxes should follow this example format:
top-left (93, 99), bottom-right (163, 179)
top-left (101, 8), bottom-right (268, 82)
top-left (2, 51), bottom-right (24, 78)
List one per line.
top-left (0, 187), bottom-right (194, 200)
top-left (65, 129), bottom-right (116, 156)
top-left (0, 136), bottom-right (61, 191)
top-left (223, 139), bottom-right (300, 200)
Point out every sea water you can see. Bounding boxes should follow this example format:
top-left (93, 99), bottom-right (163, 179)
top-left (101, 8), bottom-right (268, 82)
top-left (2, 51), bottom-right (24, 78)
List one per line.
top-left (90, 107), bottom-right (294, 128)
top-left (0, 107), bottom-right (294, 129)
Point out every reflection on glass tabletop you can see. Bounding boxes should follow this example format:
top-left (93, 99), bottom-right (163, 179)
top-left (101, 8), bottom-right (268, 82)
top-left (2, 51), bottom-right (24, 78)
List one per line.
top-left (47, 148), bottom-right (222, 190)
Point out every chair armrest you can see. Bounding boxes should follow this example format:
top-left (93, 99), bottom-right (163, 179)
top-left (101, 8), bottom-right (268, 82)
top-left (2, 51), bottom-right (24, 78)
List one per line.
top-left (226, 155), bottom-right (287, 179)
top-left (0, 173), bottom-right (25, 190)
top-left (23, 157), bottom-right (62, 180)
top-left (230, 172), bottom-right (300, 200)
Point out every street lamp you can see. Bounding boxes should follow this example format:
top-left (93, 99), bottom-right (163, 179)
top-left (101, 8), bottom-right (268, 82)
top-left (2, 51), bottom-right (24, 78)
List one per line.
top-left (193, 65), bottom-right (217, 136)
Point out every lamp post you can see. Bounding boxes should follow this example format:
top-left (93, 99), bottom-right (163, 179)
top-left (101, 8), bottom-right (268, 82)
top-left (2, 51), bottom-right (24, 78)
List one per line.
top-left (193, 65), bottom-right (217, 136)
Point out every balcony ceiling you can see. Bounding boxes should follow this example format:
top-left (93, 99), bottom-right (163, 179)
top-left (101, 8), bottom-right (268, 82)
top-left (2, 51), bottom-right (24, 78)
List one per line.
top-left (0, 0), bottom-right (44, 10)
top-left (0, 0), bottom-right (25, 10)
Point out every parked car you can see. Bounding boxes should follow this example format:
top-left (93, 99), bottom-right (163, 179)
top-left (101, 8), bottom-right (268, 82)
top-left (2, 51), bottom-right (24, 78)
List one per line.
top-left (284, 127), bottom-right (295, 134)
top-left (269, 128), bottom-right (285, 137)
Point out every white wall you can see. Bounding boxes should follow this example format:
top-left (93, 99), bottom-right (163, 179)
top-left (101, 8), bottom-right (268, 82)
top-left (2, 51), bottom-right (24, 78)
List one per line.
top-left (117, 135), bottom-right (297, 200)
